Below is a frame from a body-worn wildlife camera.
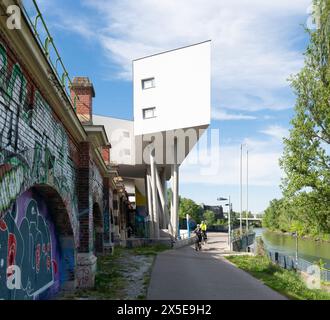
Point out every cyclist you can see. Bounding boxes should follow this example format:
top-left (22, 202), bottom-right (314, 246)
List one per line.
top-left (194, 224), bottom-right (203, 251)
top-left (200, 221), bottom-right (208, 244)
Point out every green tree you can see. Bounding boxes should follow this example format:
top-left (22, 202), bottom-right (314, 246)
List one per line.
top-left (203, 210), bottom-right (216, 226)
top-left (279, 0), bottom-right (330, 235)
top-left (179, 197), bottom-right (202, 223)
top-left (263, 199), bottom-right (283, 230)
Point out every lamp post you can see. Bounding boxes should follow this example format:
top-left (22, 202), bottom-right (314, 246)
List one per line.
top-left (240, 144), bottom-right (243, 235)
top-left (240, 144), bottom-right (248, 235)
top-left (246, 149), bottom-right (249, 234)
top-left (217, 196), bottom-right (232, 251)
top-left (294, 231), bottom-right (299, 270)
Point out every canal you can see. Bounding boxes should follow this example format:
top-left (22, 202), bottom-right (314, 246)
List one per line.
top-left (254, 228), bottom-right (330, 269)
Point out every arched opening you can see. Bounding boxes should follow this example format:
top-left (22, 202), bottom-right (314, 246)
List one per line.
top-left (0, 185), bottom-right (76, 300)
top-left (93, 202), bottom-right (104, 255)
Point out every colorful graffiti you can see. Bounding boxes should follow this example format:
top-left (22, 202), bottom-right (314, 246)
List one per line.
top-left (0, 189), bottom-right (60, 300)
top-left (135, 187), bottom-right (147, 238)
top-left (0, 38), bottom-right (79, 245)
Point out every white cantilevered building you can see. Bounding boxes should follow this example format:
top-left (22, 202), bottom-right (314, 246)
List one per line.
top-left (94, 40), bottom-right (211, 239)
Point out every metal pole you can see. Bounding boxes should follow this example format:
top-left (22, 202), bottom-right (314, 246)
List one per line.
top-left (240, 144), bottom-right (243, 235)
top-left (295, 232), bottom-right (299, 269)
top-left (187, 214), bottom-right (190, 239)
top-left (172, 138), bottom-right (179, 239)
top-left (246, 149), bottom-right (249, 234)
top-left (228, 196), bottom-right (231, 251)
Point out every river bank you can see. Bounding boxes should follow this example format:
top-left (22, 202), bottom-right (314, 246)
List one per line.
top-left (260, 228), bottom-right (330, 243)
top-left (255, 228), bottom-right (330, 269)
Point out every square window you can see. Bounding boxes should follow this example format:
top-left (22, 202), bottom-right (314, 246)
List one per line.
top-left (142, 78), bottom-right (155, 90)
top-left (143, 107), bottom-right (156, 119)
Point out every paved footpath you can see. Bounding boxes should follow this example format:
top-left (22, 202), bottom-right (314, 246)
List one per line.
top-left (147, 233), bottom-right (286, 300)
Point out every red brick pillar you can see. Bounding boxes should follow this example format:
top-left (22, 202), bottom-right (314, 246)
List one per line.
top-left (69, 77), bottom-right (95, 125)
top-left (103, 177), bottom-right (113, 254)
top-left (76, 141), bottom-right (97, 289)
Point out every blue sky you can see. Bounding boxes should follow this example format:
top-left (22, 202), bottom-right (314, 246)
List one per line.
top-left (27, 0), bottom-right (313, 213)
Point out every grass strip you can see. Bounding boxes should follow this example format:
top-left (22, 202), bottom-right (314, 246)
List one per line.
top-left (226, 255), bottom-right (330, 300)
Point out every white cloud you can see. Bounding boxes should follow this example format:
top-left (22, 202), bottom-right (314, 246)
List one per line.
top-left (179, 125), bottom-right (287, 188)
top-left (41, 0), bottom-right (311, 112)
top-left (260, 125), bottom-right (289, 141)
top-left (180, 141), bottom-right (283, 187)
top-left (212, 110), bottom-right (257, 121)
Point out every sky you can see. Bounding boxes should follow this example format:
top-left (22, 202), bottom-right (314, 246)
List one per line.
top-left (26, 0), bottom-right (313, 213)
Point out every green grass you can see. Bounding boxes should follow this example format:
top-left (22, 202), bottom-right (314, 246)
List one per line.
top-left (226, 255), bottom-right (330, 300)
top-left (61, 248), bottom-right (127, 300)
top-left (131, 243), bottom-right (170, 256)
top-left (59, 245), bottom-right (167, 300)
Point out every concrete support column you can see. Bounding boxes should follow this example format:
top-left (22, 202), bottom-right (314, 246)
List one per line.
top-left (171, 139), bottom-right (179, 239)
top-left (155, 167), bottom-right (165, 229)
top-left (150, 148), bottom-right (160, 239)
top-left (162, 169), bottom-right (169, 230)
top-left (146, 169), bottom-right (154, 238)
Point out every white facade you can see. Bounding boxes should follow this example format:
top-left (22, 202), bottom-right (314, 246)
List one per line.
top-left (93, 115), bottom-right (135, 165)
top-left (133, 41), bottom-right (211, 136)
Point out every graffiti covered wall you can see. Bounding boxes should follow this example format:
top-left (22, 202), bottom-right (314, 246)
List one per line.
top-left (0, 32), bottom-right (79, 243)
top-left (0, 32), bottom-right (79, 298)
top-left (0, 189), bottom-right (61, 300)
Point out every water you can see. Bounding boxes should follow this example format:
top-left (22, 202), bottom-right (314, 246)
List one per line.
top-left (254, 228), bottom-right (330, 269)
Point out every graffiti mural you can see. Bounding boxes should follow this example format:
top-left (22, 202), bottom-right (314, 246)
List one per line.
top-left (135, 187), bottom-right (147, 237)
top-left (0, 36), bottom-right (79, 246)
top-left (0, 189), bottom-right (61, 300)
top-left (0, 30), bottom-right (82, 298)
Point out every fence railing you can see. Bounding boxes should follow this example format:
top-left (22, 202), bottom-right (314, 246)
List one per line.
top-left (232, 232), bottom-right (256, 252)
top-left (267, 249), bottom-right (330, 282)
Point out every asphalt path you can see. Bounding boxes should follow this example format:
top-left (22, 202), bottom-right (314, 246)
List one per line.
top-left (147, 233), bottom-right (286, 300)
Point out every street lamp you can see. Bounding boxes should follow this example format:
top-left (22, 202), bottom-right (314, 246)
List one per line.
top-left (294, 231), bottom-right (299, 270)
top-left (217, 196), bottom-right (232, 251)
top-left (246, 149), bottom-right (249, 234)
top-left (240, 144), bottom-right (247, 235)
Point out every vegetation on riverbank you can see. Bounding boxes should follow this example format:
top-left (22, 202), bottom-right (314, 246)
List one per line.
top-left (226, 255), bottom-right (330, 300)
top-left (263, 0), bottom-right (330, 238)
top-left (59, 245), bottom-right (168, 300)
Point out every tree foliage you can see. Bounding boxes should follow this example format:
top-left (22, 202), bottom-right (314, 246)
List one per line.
top-left (265, 0), bottom-right (330, 236)
top-left (178, 197), bottom-right (202, 223)
top-left (203, 210), bottom-right (216, 225)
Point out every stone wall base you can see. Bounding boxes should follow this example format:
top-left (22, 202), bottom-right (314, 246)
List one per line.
top-left (76, 253), bottom-right (97, 289)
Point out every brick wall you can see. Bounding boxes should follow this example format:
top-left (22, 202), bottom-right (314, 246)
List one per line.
top-left (0, 30), bottom-right (109, 298)
top-left (70, 77), bottom-right (95, 125)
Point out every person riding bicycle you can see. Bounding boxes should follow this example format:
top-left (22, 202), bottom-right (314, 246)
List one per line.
top-left (200, 221), bottom-right (208, 243)
top-left (193, 225), bottom-right (203, 251)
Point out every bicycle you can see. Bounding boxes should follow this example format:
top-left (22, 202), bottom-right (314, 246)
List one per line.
top-left (202, 231), bottom-right (207, 245)
top-left (195, 239), bottom-right (202, 251)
